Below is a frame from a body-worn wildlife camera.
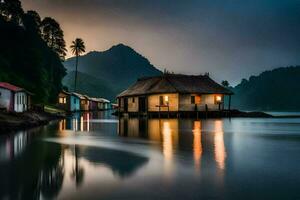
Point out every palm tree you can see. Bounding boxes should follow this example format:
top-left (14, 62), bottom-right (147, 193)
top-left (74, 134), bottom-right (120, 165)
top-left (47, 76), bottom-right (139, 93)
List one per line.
top-left (70, 38), bottom-right (85, 92)
top-left (221, 80), bottom-right (229, 88)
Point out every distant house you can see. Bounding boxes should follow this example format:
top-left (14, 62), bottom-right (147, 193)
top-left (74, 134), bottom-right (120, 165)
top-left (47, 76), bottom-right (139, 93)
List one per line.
top-left (97, 98), bottom-right (111, 110)
top-left (57, 91), bottom-right (80, 112)
top-left (89, 98), bottom-right (99, 111)
top-left (0, 82), bottom-right (32, 112)
top-left (81, 95), bottom-right (90, 111)
top-left (117, 74), bottom-right (233, 114)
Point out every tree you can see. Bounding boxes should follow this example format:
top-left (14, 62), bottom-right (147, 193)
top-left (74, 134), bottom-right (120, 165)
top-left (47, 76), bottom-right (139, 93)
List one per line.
top-left (41, 17), bottom-right (67, 60)
top-left (70, 38), bottom-right (85, 92)
top-left (0, 0), bottom-right (23, 24)
top-left (221, 80), bottom-right (230, 87)
top-left (22, 10), bottom-right (41, 35)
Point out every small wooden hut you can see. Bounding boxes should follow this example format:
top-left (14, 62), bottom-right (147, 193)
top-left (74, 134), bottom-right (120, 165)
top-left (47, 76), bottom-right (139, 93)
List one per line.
top-left (57, 91), bottom-right (81, 112)
top-left (117, 74), bottom-right (233, 116)
top-left (0, 82), bottom-right (33, 112)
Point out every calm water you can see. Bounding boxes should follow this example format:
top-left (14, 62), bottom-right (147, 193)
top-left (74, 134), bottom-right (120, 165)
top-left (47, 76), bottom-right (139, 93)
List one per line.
top-left (0, 111), bottom-right (300, 200)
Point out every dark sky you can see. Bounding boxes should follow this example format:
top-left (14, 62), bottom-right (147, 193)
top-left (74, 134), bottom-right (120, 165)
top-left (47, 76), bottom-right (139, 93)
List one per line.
top-left (22, 0), bottom-right (300, 85)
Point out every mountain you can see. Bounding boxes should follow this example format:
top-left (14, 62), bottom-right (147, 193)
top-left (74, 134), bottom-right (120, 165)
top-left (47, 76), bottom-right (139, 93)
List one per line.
top-left (62, 71), bottom-right (115, 100)
top-left (231, 66), bottom-right (300, 111)
top-left (63, 44), bottom-right (162, 100)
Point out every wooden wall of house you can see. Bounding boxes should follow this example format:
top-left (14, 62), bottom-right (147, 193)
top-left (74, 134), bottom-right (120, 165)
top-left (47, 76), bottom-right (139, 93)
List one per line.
top-left (80, 99), bottom-right (89, 111)
top-left (148, 93), bottom-right (179, 112)
top-left (180, 94), bottom-right (224, 111)
top-left (128, 97), bottom-right (139, 112)
top-left (119, 93), bottom-right (225, 113)
top-left (14, 92), bottom-right (28, 112)
top-left (179, 94), bottom-right (201, 111)
top-left (201, 94), bottom-right (223, 111)
top-left (58, 92), bottom-right (69, 111)
top-left (0, 88), bottom-right (12, 111)
top-left (118, 98), bottom-right (124, 112)
top-left (70, 96), bottom-right (80, 112)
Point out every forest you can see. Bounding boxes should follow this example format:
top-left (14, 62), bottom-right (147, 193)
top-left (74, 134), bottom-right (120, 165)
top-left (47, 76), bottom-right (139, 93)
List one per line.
top-left (231, 66), bottom-right (300, 111)
top-left (0, 0), bottom-right (67, 103)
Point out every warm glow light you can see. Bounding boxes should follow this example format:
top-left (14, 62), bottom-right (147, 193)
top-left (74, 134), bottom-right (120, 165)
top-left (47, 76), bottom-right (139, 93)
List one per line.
top-left (87, 113), bottom-right (90, 132)
top-left (59, 97), bottom-right (66, 104)
top-left (164, 95), bottom-right (169, 102)
top-left (214, 120), bottom-right (226, 170)
top-left (80, 116), bottom-right (84, 131)
top-left (59, 119), bottom-right (66, 131)
top-left (193, 121), bottom-right (202, 173)
top-left (161, 120), bottom-right (176, 180)
top-left (216, 95), bottom-right (222, 102)
top-left (162, 121), bottom-right (172, 160)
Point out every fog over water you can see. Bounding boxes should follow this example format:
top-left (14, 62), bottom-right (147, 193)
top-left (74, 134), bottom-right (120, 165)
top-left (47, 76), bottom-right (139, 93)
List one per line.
top-left (0, 111), bottom-right (300, 199)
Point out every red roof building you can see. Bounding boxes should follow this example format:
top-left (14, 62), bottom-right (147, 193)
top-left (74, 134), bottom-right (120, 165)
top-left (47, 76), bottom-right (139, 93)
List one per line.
top-left (0, 82), bottom-right (32, 112)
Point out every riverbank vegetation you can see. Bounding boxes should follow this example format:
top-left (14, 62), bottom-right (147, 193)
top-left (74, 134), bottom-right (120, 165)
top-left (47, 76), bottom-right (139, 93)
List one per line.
top-left (0, 0), bottom-right (67, 104)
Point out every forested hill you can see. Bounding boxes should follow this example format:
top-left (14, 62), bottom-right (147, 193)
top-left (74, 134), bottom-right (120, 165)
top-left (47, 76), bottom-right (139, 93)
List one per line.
top-left (0, 0), bottom-right (67, 103)
top-left (63, 44), bottom-right (162, 100)
top-left (231, 66), bottom-right (300, 111)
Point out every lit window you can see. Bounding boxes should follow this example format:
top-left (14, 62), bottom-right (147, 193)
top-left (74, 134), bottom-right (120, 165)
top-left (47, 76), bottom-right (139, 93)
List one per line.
top-left (215, 95), bottom-right (222, 104)
top-left (164, 96), bottom-right (169, 103)
top-left (159, 95), bottom-right (169, 106)
top-left (59, 97), bottom-right (66, 104)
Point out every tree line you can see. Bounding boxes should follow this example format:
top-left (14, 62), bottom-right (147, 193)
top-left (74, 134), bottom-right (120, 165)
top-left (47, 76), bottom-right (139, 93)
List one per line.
top-left (0, 0), bottom-right (85, 103)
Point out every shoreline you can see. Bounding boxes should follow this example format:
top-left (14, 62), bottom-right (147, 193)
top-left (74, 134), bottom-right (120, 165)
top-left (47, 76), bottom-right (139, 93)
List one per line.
top-left (113, 109), bottom-right (300, 119)
top-left (1, 110), bottom-right (299, 134)
top-left (0, 111), bottom-right (66, 133)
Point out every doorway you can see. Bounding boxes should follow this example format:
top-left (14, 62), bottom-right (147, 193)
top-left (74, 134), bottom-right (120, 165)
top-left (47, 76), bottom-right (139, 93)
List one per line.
top-left (124, 98), bottom-right (128, 112)
top-left (138, 97), bottom-right (147, 112)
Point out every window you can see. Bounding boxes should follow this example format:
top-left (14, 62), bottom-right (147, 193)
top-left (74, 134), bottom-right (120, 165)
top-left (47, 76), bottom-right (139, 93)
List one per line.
top-left (159, 95), bottom-right (169, 105)
top-left (74, 98), bottom-right (76, 104)
top-left (215, 95), bottom-right (222, 104)
top-left (132, 97), bottom-right (135, 103)
top-left (191, 96), bottom-right (195, 104)
top-left (164, 96), bottom-right (169, 103)
top-left (59, 97), bottom-right (66, 104)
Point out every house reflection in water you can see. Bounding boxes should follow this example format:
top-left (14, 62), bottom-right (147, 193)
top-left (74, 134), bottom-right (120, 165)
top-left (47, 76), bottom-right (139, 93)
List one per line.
top-left (118, 118), bottom-right (227, 173)
top-left (214, 120), bottom-right (226, 170)
top-left (0, 130), bottom-right (32, 162)
top-left (59, 112), bottom-right (91, 132)
top-left (193, 121), bottom-right (202, 173)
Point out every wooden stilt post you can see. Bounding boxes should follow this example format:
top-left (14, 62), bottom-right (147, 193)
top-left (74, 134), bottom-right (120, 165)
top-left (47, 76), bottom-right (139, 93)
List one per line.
top-left (159, 106), bottom-right (161, 119)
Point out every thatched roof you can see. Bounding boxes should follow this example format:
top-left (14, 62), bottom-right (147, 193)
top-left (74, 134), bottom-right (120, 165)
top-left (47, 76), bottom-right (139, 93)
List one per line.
top-left (117, 74), bottom-right (233, 97)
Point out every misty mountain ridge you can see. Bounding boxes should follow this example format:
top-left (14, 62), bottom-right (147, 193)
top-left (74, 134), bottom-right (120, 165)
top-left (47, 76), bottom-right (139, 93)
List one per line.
top-left (231, 66), bottom-right (300, 111)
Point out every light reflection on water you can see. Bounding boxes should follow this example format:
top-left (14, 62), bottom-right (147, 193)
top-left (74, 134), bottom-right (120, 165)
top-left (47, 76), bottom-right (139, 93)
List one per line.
top-left (0, 112), bottom-right (300, 199)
